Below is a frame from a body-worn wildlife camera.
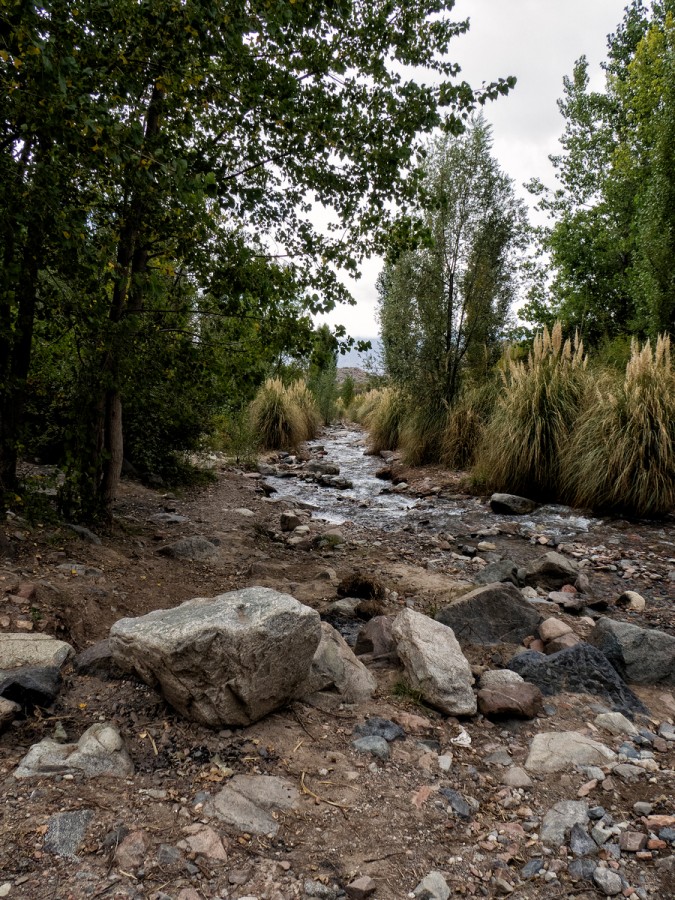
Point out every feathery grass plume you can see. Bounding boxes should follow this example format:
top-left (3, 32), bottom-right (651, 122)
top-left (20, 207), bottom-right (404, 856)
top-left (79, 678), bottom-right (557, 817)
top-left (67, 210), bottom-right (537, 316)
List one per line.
top-left (400, 404), bottom-right (445, 465)
top-left (474, 323), bottom-right (588, 499)
top-left (351, 388), bottom-right (386, 425)
top-left (249, 378), bottom-right (305, 450)
top-left (562, 335), bottom-right (675, 517)
top-left (442, 380), bottom-right (498, 469)
top-left (367, 387), bottom-right (406, 453)
top-left (287, 380), bottom-right (321, 441)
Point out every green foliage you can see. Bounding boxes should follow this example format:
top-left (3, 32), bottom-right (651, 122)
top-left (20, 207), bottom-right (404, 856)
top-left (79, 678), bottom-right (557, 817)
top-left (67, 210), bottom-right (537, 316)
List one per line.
top-left (474, 324), bottom-right (589, 500)
top-left (400, 405), bottom-right (444, 466)
top-left (249, 379), bottom-right (305, 451)
top-left (562, 336), bottom-right (675, 517)
top-left (339, 376), bottom-right (356, 409)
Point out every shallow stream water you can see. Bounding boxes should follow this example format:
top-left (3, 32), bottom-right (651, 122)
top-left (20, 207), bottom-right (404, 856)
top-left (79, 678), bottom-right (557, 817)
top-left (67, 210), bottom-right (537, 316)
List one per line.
top-left (265, 425), bottom-right (599, 541)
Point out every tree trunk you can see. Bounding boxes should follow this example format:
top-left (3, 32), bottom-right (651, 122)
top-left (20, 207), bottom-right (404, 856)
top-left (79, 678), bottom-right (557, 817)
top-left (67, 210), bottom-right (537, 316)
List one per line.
top-left (101, 389), bottom-right (123, 512)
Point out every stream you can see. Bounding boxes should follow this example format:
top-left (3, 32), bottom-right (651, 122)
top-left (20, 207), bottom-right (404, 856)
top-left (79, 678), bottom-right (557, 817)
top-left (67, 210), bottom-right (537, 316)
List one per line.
top-left (265, 424), bottom-right (600, 543)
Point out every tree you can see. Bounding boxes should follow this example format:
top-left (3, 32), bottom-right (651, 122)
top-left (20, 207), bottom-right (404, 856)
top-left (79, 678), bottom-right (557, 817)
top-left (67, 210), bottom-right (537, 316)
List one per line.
top-left (378, 118), bottom-right (527, 409)
top-left (527, 1), bottom-right (675, 344)
top-left (0, 0), bottom-right (515, 517)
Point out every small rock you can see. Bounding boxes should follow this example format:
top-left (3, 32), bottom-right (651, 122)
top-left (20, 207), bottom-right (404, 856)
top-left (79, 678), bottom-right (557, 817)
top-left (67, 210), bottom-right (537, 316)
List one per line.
top-left (540, 800), bottom-right (589, 847)
top-left (568, 858), bottom-right (597, 882)
top-left (477, 683), bottom-right (543, 719)
top-left (14, 722), bottom-right (133, 779)
top-left (280, 511), bottom-right (302, 532)
top-left (490, 494), bottom-right (537, 515)
top-left (616, 590), bottom-right (645, 612)
top-left (525, 732), bottom-right (616, 773)
top-left (44, 810), bottom-right (94, 859)
top-left (158, 536), bottom-right (218, 560)
top-left (115, 830), bottom-right (150, 871)
top-left (413, 871), bottom-right (450, 900)
top-left (501, 767), bottom-right (532, 788)
top-left (345, 876), bottom-right (376, 899)
top-left (352, 736), bottom-right (389, 760)
top-left (619, 831), bottom-right (647, 852)
top-left (440, 788), bottom-right (474, 820)
top-left (354, 717), bottom-right (405, 742)
top-left (521, 858), bottom-right (544, 879)
top-left (206, 775), bottom-right (299, 836)
top-left (479, 669), bottom-right (525, 689)
top-left (177, 824), bottom-right (227, 861)
top-left (593, 867), bottom-right (623, 896)
top-left (539, 618), bottom-right (573, 642)
top-left (595, 712), bottom-right (639, 736)
top-left (570, 823), bottom-right (599, 857)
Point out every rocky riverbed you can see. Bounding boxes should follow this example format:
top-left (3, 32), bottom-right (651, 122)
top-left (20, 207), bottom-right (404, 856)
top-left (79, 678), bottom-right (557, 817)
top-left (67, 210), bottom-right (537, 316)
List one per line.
top-left (0, 425), bottom-right (674, 900)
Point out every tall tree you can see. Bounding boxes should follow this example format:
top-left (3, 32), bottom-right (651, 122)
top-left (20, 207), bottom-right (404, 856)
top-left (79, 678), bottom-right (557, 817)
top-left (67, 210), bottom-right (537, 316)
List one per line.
top-left (0, 0), bottom-right (515, 517)
top-left (378, 118), bottom-right (527, 408)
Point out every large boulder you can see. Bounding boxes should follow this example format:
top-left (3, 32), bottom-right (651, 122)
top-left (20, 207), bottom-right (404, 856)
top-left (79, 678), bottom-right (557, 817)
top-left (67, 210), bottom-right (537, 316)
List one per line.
top-left (525, 732), bottom-right (616, 774)
top-left (391, 609), bottom-right (476, 716)
top-left (109, 587), bottom-right (321, 727)
top-left (523, 551), bottom-right (579, 589)
top-left (297, 622), bottom-right (376, 702)
top-left (588, 617), bottom-right (675, 686)
top-left (435, 582), bottom-right (541, 646)
top-left (508, 643), bottom-right (647, 715)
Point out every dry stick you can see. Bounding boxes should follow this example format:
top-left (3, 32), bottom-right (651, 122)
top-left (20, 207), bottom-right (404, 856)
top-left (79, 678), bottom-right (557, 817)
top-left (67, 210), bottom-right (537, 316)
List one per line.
top-left (300, 771), bottom-right (350, 816)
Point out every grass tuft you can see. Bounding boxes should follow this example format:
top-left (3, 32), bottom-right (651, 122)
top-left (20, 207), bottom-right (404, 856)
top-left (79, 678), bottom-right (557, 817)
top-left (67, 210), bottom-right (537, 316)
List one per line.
top-left (367, 388), bottom-right (406, 453)
top-left (249, 378), bottom-right (306, 450)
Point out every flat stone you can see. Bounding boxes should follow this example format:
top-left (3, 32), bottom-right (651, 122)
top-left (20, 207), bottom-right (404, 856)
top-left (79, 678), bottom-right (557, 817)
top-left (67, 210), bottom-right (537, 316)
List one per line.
top-left (440, 788), bottom-right (474, 820)
top-left (568, 858), bottom-right (597, 882)
top-left (435, 582), bottom-right (541, 646)
top-left (67, 524), bottom-right (101, 544)
top-left (147, 513), bottom-right (189, 525)
top-left (540, 800), bottom-right (588, 847)
top-left (589, 617), bottom-right (675, 686)
top-left (477, 683), bottom-right (543, 719)
top-left (521, 859), bottom-right (544, 879)
top-left (115, 830), bottom-right (150, 871)
top-left (206, 775), bottom-right (299, 836)
top-left (110, 587), bottom-right (321, 727)
top-left (14, 722), bottom-right (133, 779)
top-left (392, 609), bottom-right (476, 716)
top-left (158, 536), bottom-right (218, 560)
top-left (508, 643), bottom-right (648, 716)
top-left (475, 560), bottom-right (520, 587)
top-left (501, 767), bottom-right (532, 788)
top-left (525, 732), bottom-right (616, 774)
top-left (345, 876), bottom-right (376, 899)
top-left (619, 831), bottom-right (647, 852)
top-left (44, 810), bottom-right (94, 859)
top-left (0, 633), bottom-right (74, 670)
top-left (413, 871), bottom-right (450, 900)
top-left (177, 824), bottom-right (227, 861)
top-left (595, 712), bottom-right (638, 736)
top-left (490, 494), bottom-right (538, 515)
top-left (354, 717), bottom-right (405, 742)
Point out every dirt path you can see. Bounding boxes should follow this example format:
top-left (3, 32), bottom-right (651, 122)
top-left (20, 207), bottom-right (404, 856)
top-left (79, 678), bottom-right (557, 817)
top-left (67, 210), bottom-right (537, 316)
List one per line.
top-left (1, 434), bottom-right (674, 899)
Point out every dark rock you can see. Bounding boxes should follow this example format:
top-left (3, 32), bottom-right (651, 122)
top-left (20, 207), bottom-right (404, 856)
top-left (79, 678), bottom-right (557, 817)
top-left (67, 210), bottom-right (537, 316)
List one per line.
top-left (0, 664), bottom-right (61, 710)
top-left (306, 460), bottom-right (340, 476)
top-left (44, 810), bottom-right (94, 858)
top-left (353, 717), bottom-right (405, 742)
top-left (588, 617), bottom-right (675, 686)
top-left (66, 524), bottom-right (102, 545)
top-left (475, 560), bottom-right (520, 587)
top-left (352, 736), bottom-right (389, 760)
top-left (317, 474), bottom-right (353, 489)
top-left (73, 640), bottom-right (124, 680)
top-left (569, 823), bottom-right (599, 857)
top-left (440, 788), bottom-right (474, 820)
top-left (477, 683), bottom-right (543, 719)
top-left (521, 859), bottom-right (544, 879)
top-left (435, 582), bottom-right (541, 645)
top-left (354, 616), bottom-right (396, 658)
top-left (523, 552), bottom-right (579, 590)
top-left (568, 859), bottom-right (597, 882)
top-left (588, 807), bottom-right (606, 820)
top-left (490, 494), bottom-right (538, 515)
top-left (375, 467), bottom-right (392, 480)
top-left (508, 643), bottom-right (648, 716)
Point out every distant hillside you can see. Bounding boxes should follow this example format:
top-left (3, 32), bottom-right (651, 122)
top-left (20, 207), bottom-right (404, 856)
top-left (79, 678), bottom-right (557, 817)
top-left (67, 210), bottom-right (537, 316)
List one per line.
top-left (336, 367), bottom-right (370, 387)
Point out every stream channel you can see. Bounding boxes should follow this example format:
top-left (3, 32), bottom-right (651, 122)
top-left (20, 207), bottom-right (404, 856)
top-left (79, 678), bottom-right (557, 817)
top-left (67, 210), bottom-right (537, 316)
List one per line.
top-left (264, 424), bottom-right (599, 544)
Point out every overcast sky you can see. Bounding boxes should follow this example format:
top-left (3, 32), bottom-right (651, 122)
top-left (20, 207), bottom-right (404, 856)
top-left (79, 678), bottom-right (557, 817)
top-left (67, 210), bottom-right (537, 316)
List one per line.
top-left (319, 0), bottom-right (628, 346)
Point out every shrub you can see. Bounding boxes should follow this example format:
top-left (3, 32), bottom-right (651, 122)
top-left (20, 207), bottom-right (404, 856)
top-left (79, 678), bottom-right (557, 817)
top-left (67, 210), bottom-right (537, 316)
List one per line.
top-left (474, 323), bottom-right (588, 500)
top-left (367, 388), bottom-right (406, 453)
top-left (249, 378), bottom-right (305, 450)
top-left (562, 335), bottom-right (675, 517)
top-left (442, 380), bottom-right (498, 469)
top-left (400, 404), bottom-right (444, 465)
top-left (287, 380), bottom-right (321, 441)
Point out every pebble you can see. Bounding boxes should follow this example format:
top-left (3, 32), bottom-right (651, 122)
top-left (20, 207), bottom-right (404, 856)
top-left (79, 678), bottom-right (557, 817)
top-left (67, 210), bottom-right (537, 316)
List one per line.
top-left (593, 867), bottom-right (623, 896)
top-left (352, 736), bottom-right (390, 760)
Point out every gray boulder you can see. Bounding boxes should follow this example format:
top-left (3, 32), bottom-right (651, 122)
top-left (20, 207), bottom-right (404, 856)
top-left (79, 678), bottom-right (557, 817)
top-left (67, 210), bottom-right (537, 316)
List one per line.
top-left (523, 551), bottom-right (579, 589)
top-left (158, 536), bottom-right (218, 560)
top-left (14, 722), bottom-right (133, 779)
top-left (589, 617), bottom-right (675, 686)
top-left (490, 493), bottom-right (538, 515)
top-left (297, 622), bottom-right (376, 702)
top-left (435, 582), bottom-right (541, 645)
top-left (475, 559), bottom-right (520, 587)
top-left (508, 643), bottom-right (647, 715)
top-left (391, 609), bottom-right (476, 716)
top-left (0, 633), bottom-right (74, 670)
top-left (525, 732), bottom-right (616, 774)
top-left (109, 587), bottom-right (321, 726)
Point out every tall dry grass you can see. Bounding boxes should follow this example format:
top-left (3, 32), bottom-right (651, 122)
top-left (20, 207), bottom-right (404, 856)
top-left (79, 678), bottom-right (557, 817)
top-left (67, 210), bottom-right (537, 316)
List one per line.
top-left (474, 323), bottom-right (588, 499)
top-left (287, 380), bottom-right (321, 441)
top-left (400, 405), bottom-right (444, 465)
top-left (366, 388), bottom-right (406, 454)
top-left (442, 381), bottom-right (498, 469)
top-left (249, 378), bottom-right (307, 450)
top-left (562, 335), bottom-right (675, 517)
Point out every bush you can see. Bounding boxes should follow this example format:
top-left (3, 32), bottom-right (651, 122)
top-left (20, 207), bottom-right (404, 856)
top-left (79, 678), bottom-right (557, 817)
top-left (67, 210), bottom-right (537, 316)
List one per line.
top-left (287, 380), bottom-right (321, 441)
top-left (400, 404), bottom-right (444, 465)
top-left (367, 388), bottom-right (406, 453)
top-left (474, 323), bottom-right (588, 500)
top-left (442, 380), bottom-right (498, 469)
top-left (249, 378), bottom-right (305, 450)
top-left (562, 335), bottom-right (675, 517)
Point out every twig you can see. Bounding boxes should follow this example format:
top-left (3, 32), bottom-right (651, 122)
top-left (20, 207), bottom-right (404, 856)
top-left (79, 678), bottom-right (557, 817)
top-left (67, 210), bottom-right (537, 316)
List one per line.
top-left (300, 771), bottom-right (351, 812)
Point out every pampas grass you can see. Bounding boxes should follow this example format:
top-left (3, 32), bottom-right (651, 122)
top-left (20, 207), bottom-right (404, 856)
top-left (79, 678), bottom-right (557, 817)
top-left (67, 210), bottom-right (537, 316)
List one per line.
top-left (562, 335), bottom-right (675, 517)
top-left (287, 380), bottom-right (321, 441)
top-left (400, 405), bottom-right (444, 465)
top-left (367, 388), bottom-right (406, 453)
top-left (442, 381), bottom-right (498, 469)
top-left (474, 323), bottom-right (588, 499)
top-left (249, 378), bottom-right (305, 450)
